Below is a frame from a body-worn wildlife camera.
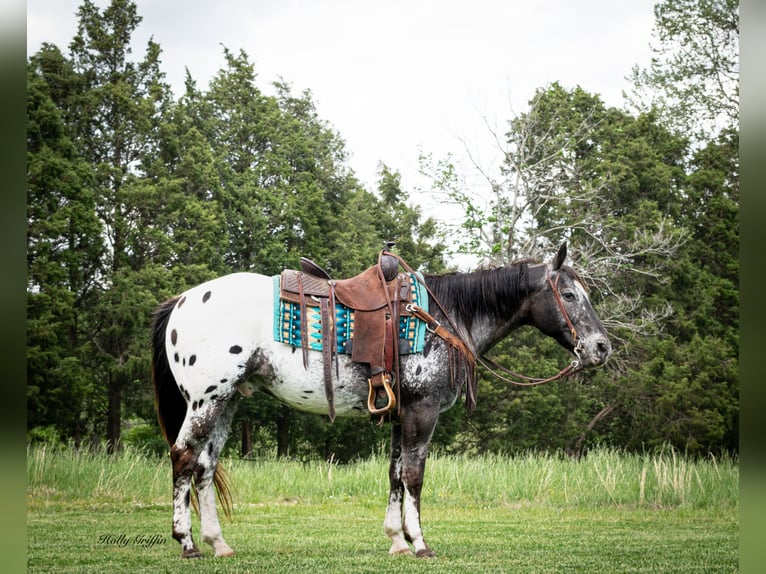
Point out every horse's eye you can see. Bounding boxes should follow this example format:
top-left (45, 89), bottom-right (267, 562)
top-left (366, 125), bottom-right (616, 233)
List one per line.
top-left (562, 291), bottom-right (576, 302)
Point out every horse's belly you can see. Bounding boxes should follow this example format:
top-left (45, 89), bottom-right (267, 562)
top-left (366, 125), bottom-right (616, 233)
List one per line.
top-left (261, 345), bottom-right (370, 417)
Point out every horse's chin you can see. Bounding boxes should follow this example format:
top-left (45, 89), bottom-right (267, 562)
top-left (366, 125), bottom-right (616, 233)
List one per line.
top-left (573, 354), bottom-right (609, 371)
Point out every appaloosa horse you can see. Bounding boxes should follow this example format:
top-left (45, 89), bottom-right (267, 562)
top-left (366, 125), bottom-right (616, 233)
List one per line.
top-left (151, 243), bottom-right (611, 558)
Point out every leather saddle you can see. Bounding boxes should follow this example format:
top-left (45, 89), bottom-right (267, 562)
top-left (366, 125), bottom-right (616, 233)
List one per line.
top-left (279, 250), bottom-right (413, 420)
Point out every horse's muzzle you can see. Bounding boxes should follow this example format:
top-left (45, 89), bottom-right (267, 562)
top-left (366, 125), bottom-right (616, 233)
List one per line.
top-left (578, 334), bottom-right (612, 367)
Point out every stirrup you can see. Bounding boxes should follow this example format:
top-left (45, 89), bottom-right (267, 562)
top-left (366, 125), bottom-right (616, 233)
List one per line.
top-left (367, 372), bottom-right (396, 415)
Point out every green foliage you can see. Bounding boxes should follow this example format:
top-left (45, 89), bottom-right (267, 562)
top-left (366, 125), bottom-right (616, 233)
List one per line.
top-left (422, 77), bottom-right (737, 458)
top-left (27, 443), bottom-right (738, 511)
top-left (27, 44), bottom-right (104, 442)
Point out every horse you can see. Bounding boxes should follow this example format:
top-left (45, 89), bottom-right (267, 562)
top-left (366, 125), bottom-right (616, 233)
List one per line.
top-left (151, 242), bottom-right (611, 559)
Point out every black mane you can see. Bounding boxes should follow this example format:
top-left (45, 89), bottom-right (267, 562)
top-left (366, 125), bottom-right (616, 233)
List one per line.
top-left (424, 263), bottom-right (533, 332)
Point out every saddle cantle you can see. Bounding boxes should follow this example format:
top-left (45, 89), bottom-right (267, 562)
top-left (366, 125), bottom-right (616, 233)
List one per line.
top-left (276, 249), bottom-right (426, 420)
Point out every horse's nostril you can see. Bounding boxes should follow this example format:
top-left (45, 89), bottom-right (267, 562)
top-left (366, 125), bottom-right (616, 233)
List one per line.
top-left (597, 340), bottom-right (611, 359)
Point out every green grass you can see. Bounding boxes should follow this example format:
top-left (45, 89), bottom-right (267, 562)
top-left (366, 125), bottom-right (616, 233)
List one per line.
top-left (27, 444), bottom-right (738, 573)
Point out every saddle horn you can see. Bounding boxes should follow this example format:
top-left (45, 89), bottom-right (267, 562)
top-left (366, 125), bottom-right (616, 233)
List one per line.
top-left (380, 241), bottom-right (399, 282)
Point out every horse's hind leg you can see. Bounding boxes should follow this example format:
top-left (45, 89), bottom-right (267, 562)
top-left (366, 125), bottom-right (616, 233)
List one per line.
top-left (171, 444), bottom-right (202, 558)
top-left (196, 395), bottom-right (239, 557)
top-left (171, 393), bottom-right (238, 558)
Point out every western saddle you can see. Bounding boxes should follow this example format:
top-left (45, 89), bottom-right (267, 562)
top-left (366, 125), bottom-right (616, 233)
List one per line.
top-left (278, 247), bottom-right (415, 420)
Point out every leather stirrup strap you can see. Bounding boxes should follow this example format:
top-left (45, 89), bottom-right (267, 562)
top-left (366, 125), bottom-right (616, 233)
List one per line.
top-left (376, 251), bottom-right (402, 416)
top-left (297, 273), bottom-right (309, 369)
top-left (329, 282), bottom-right (339, 380)
top-left (320, 297), bottom-right (336, 421)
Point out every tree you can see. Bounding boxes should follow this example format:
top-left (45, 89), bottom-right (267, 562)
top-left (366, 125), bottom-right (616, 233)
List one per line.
top-left (620, 0), bottom-right (739, 454)
top-left (64, 0), bottom-right (173, 450)
top-left (421, 84), bottom-right (687, 343)
top-left (27, 44), bottom-right (104, 442)
top-left (626, 0), bottom-right (739, 142)
top-left (375, 163), bottom-right (447, 272)
top-left (420, 82), bottom-right (739, 456)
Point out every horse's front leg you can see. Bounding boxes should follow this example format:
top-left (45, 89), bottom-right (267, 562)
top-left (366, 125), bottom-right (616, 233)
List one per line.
top-left (384, 402), bottom-right (439, 558)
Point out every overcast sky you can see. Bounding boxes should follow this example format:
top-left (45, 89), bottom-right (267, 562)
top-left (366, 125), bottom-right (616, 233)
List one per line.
top-left (27, 0), bottom-right (657, 227)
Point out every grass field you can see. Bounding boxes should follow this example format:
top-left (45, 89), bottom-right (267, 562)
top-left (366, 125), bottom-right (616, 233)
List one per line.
top-left (27, 444), bottom-right (739, 573)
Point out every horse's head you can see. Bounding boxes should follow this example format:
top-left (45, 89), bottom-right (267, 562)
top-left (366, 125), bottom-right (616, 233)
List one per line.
top-left (527, 243), bottom-right (611, 369)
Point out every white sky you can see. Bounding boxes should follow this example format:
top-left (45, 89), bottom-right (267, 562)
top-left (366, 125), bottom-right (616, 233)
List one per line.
top-left (27, 0), bottom-right (657, 260)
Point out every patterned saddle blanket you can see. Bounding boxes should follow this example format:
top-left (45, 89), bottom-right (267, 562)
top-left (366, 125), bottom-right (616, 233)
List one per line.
top-left (272, 272), bottom-right (428, 355)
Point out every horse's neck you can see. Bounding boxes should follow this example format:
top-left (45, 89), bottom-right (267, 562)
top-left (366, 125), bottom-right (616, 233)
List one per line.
top-left (427, 263), bottom-right (549, 355)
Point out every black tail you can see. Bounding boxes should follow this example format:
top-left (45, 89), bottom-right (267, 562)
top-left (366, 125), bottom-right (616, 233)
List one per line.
top-left (151, 296), bottom-right (185, 446)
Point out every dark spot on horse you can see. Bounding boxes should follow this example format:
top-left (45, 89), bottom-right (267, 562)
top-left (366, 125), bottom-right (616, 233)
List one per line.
top-left (174, 352), bottom-right (180, 363)
top-left (209, 394), bottom-right (218, 401)
top-left (205, 385), bottom-right (217, 393)
top-left (208, 442), bottom-right (214, 456)
top-left (198, 398), bottom-right (204, 408)
top-left (192, 401), bottom-right (197, 410)
top-left (220, 378), bottom-right (228, 383)
top-left (303, 390), bottom-right (314, 394)
top-left (416, 366), bottom-right (422, 375)
top-left (202, 291), bottom-right (211, 303)
top-left (229, 345), bottom-right (243, 354)
top-left (301, 396), bottom-right (308, 400)
top-left (189, 354), bottom-right (197, 366)
top-left (183, 357), bottom-right (186, 366)
top-left (177, 296), bottom-right (186, 309)
top-left (184, 490), bottom-right (190, 508)
top-left (171, 329), bottom-right (178, 345)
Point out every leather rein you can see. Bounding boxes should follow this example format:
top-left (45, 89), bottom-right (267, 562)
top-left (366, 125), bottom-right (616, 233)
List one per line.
top-left (397, 255), bottom-right (583, 388)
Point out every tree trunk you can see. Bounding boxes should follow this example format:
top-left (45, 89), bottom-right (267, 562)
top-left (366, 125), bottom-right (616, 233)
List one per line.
top-left (275, 406), bottom-right (291, 458)
top-left (106, 372), bottom-right (121, 454)
top-left (241, 417), bottom-right (254, 459)
top-left (568, 402), bottom-right (617, 459)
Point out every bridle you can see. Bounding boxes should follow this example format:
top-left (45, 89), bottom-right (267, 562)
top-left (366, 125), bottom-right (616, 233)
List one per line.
top-left (477, 271), bottom-right (584, 387)
top-left (394, 253), bottom-right (584, 388)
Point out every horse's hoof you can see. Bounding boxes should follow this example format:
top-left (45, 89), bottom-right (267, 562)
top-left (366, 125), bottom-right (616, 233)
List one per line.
top-left (215, 548), bottom-right (235, 557)
top-left (390, 548), bottom-right (414, 557)
top-left (181, 549), bottom-right (203, 559)
top-left (416, 548), bottom-right (436, 559)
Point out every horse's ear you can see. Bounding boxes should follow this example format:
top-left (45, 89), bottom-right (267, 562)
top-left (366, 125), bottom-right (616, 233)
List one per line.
top-left (552, 242), bottom-right (567, 270)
